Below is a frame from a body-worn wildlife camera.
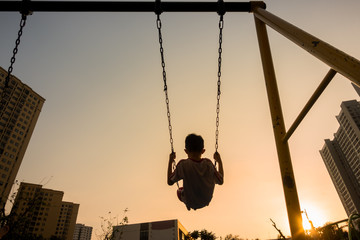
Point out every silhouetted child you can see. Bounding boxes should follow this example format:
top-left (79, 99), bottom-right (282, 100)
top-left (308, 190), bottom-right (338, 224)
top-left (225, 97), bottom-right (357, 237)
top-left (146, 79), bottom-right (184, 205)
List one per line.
top-left (167, 133), bottom-right (224, 210)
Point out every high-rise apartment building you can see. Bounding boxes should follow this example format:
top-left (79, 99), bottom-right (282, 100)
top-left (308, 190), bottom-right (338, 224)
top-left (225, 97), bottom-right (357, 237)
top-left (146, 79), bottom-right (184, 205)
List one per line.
top-left (0, 66), bottom-right (45, 208)
top-left (73, 223), bottom-right (93, 240)
top-left (10, 182), bottom-right (79, 240)
top-left (320, 100), bottom-right (360, 216)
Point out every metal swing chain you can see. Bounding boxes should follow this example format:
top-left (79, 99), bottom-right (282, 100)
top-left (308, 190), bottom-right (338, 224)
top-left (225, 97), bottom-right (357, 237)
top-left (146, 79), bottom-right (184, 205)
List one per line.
top-left (215, 14), bottom-right (224, 155)
top-left (156, 14), bottom-right (174, 155)
top-left (156, 14), bottom-right (175, 154)
top-left (156, 3), bottom-right (224, 172)
top-left (156, 11), bottom-right (180, 188)
top-left (1, 14), bottom-right (28, 102)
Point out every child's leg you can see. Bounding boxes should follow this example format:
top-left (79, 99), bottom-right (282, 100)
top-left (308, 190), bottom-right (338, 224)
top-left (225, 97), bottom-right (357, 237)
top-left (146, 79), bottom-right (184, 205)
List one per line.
top-left (177, 187), bottom-right (190, 210)
top-left (177, 187), bottom-right (185, 203)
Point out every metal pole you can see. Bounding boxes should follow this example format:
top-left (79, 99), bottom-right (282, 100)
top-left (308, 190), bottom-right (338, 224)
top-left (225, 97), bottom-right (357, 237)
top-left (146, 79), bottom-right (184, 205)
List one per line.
top-left (283, 69), bottom-right (337, 142)
top-left (254, 15), bottom-right (305, 240)
top-left (0, 1), bottom-right (265, 13)
top-left (253, 7), bottom-right (360, 87)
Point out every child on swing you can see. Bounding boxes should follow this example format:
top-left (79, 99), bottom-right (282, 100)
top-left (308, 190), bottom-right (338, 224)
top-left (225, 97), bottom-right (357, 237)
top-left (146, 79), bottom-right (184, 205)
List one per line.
top-left (167, 133), bottom-right (224, 210)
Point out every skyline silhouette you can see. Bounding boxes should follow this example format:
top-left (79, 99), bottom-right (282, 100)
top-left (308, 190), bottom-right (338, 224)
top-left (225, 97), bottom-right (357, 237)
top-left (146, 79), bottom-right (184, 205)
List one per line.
top-left (0, 0), bottom-right (360, 239)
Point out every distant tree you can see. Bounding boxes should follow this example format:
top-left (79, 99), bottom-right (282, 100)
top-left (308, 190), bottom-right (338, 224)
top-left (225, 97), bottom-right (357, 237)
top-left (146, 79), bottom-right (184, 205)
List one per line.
top-left (313, 223), bottom-right (348, 240)
top-left (97, 208), bottom-right (128, 240)
top-left (188, 230), bottom-right (200, 239)
top-left (188, 229), bottom-right (216, 240)
top-left (224, 234), bottom-right (241, 240)
top-left (200, 229), bottom-right (216, 240)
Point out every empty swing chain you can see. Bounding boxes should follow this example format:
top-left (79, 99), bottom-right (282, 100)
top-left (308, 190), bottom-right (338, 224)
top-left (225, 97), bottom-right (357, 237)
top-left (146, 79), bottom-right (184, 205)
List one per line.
top-left (215, 13), bottom-right (224, 155)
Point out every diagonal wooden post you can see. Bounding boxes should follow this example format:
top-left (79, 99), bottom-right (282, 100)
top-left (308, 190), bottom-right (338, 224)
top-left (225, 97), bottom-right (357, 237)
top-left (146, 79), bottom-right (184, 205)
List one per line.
top-left (253, 7), bottom-right (360, 86)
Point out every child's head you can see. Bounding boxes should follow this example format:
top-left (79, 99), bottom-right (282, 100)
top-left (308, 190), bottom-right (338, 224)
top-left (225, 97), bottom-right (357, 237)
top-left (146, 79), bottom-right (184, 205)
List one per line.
top-left (185, 134), bottom-right (204, 153)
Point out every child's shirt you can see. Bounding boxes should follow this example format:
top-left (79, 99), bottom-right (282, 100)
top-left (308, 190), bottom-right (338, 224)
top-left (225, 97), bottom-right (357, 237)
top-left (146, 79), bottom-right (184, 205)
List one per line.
top-left (169, 158), bottom-right (223, 210)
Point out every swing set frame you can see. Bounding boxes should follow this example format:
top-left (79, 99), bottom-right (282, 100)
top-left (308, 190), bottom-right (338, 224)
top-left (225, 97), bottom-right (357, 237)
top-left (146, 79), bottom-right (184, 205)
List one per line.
top-left (1, 1), bottom-right (360, 239)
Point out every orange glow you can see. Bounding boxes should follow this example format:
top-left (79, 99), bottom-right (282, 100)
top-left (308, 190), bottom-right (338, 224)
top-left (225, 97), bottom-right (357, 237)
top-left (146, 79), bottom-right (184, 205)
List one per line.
top-left (302, 207), bottom-right (327, 231)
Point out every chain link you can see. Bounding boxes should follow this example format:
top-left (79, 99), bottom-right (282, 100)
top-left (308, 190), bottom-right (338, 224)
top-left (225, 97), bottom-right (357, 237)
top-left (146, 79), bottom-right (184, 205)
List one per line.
top-left (215, 14), bottom-right (224, 154)
top-left (1, 14), bottom-right (27, 104)
top-left (156, 14), bottom-right (175, 154)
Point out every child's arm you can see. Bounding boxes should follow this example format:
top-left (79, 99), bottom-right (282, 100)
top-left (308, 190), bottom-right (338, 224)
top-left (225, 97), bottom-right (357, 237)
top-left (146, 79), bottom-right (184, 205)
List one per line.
top-left (167, 152), bottom-right (176, 185)
top-left (214, 152), bottom-right (224, 185)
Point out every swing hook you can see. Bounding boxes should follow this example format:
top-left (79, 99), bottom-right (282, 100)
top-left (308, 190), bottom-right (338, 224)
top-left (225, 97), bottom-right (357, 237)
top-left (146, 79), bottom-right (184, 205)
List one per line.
top-left (20, 0), bottom-right (33, 17)
top-left (217, 0), bottom-right (226, 17)
top-left (155, 0), bottom-right (163, 16)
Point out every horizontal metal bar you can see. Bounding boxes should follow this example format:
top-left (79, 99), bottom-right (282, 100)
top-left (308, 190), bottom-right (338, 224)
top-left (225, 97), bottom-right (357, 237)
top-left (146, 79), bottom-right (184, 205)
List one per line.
top-left (253, 7), bottom-right (360, 86)
top-left (0, 1), bottom-right (265, 13)
top-left (282, 69), bottom-right (337, 143)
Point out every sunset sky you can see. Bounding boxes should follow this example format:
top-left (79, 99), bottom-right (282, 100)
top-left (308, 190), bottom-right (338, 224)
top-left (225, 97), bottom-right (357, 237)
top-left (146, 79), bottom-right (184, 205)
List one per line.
top-left (1, 0), bottom-right (360, 239)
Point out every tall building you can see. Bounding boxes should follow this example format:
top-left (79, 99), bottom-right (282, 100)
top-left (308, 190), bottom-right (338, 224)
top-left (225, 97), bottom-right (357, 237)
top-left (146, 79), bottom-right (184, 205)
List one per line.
top-left (0, 66), bottom-right (45, 208)
top-left (320, 100), bottom-right (360, 216)
top-left (10, 182), bottom-right (79, 240)
top-left (73, 223), bottom-right (93, 240)
top-left (113, 219), bottom-right (188, 240)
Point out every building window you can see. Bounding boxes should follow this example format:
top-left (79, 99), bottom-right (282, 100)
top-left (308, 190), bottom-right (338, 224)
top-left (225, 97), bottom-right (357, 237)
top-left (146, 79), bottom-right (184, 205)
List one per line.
top-left (140, 231), bottom-right (149, 240)
top-left (179, 229), bottom-right (186, 240)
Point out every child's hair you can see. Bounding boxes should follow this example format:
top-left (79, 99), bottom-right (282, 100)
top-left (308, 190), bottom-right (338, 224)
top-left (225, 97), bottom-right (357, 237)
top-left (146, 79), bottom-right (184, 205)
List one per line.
top-left (185, 134), bottom-right (204, 152)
